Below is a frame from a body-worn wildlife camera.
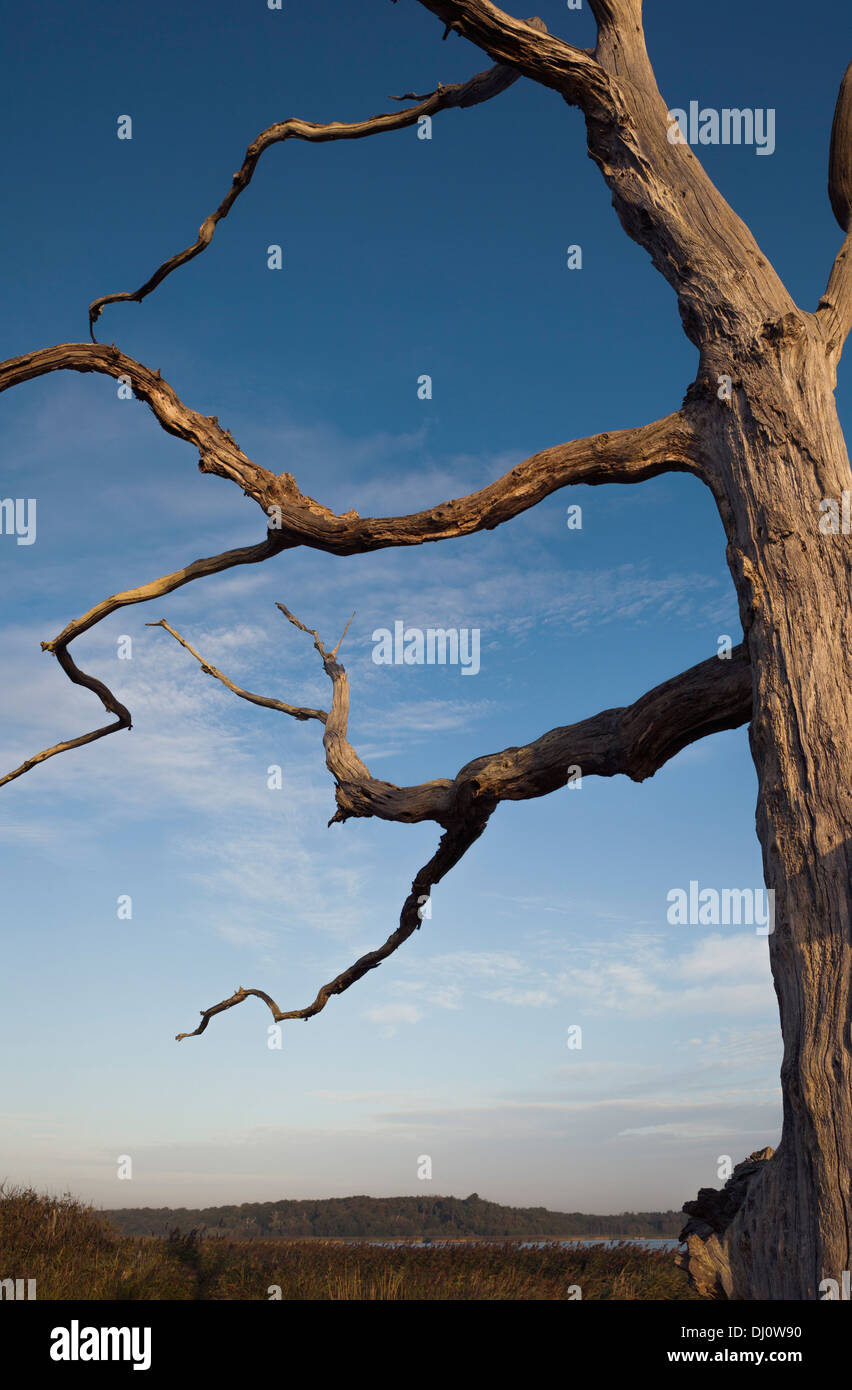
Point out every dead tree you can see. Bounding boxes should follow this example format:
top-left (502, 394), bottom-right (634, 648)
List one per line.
top-left (2, 1), bottom-right (851, 1301)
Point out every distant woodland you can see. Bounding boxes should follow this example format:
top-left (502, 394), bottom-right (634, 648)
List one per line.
top-left (102, 1193), bottom-right (683, 1240)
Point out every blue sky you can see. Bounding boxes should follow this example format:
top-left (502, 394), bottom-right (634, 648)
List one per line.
top-left (0, 0), bottom-right (848, 1215)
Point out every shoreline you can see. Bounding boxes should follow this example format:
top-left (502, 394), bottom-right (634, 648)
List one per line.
top-left (129, 1233), bottom-right (682, 1245)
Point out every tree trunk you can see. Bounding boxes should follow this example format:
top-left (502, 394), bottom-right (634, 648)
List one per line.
top-left (679, 320), bottom-right (852, 1299)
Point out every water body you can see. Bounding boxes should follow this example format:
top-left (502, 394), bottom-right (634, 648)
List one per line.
top-left (359, 1238), bottom-right (682, 1251)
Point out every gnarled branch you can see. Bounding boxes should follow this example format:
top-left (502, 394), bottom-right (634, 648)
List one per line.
top-left (458, 641), bottom-right (752, 797)
top-left (259, 410), bottom-right (706, 553)
top-left (0, 535), bottom-right (286, 789)
top-left (406, 3), bottom-right (613, 113)
top-left (0, 645), bottom-right (132, 789)
top-left (817, 59), bottom-right (852, 358)
top-left (175, 792), bottom-right (493, 1040)
top-left (0, 332), bottom-right (701, 790)
top-left (829, 59), bottom-right (852, 234)
top-left (145, 617), bottom-right (327, 725)
top-left (87, 25), bottom-right (549, 338)
top-left (414, 0), bottom-right (794, 345)
top-left (149, 607), bottom-right (455, 827)
top-left (167, 611), bottom-right (751, 1040)
top-left (0, 343), bottom-right (276, 506)
top-left (0, 342), bottom-right (708, 543)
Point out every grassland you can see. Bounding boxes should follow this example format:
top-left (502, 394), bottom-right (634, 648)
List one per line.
top-left (0, 1185), bottom-right (703, 1300)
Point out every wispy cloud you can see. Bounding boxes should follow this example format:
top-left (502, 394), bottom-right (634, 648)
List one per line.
top-left (387, 929), bottom-right (774, 1022)
top-left (362, 1002), bottom-right (424, 1034)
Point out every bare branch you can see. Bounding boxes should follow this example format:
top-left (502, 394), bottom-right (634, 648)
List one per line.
top-left (87, 34), bottom-right (549, 338)
top-left (0, 343), bottom-right (277, 507)
top-left (460, 642), bottom-right (752, 799)
top-left (0, 535), bottom-right (285, 788)
top-left (175, 800), bottom-right (492, 1040)
top-left (0, 341), bottom-right (706, 540)
top-left (157, 608), bottom-right (753, 828)
top-left (47, 536), bottom-right (287, 650)
top-left (258, 410), bottom-right (706, 553)
top-left (151, 609), bottom-right (455, 827)
top-left (171, 619), bottom-right (751, 1040)
top-left (0, 336), bottom-right (709, 798)
top-left (145, 618), bottom-right (327, 724)
top-left (817, 60), bottom-right (852, 357)
top-left (408, 3), bottom-right (613, 113)
top-left (0, 645), bottom-right (131, 789)
top-left (818, 231), bottom-right (852, 361)
top-left (330, 614), bottom-right (355, 661)
top-left (829, 59), bottom-right (852, 234)
top-left (414, 1), bottom-right (795, 344)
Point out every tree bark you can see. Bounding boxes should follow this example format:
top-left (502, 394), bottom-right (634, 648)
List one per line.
top-left (677, 325), bottom-right (852, 1299)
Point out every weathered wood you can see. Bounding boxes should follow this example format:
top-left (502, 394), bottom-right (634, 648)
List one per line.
top-left (157, 618), bottom-right (750, 1038)
top-left (1, 0), bottom-right (851, 1300)
top-left (829, 60), bottom-right (852, 232)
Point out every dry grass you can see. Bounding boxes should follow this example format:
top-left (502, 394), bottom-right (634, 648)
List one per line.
top-left (0, 1184), bottom-right (702, 1301)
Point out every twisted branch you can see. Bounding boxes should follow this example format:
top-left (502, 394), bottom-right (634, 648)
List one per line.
top-left (0, 343), bottom-right (277, 506)
top-left (0, 535), bottom-right (286, 789)
top-left (403, 2), bottom-right (613, 114)
top-left (818, 59), bottom-right (852, 358)
top-left (175, 797), bottom-right (491, 1040)
top-left (87, 28), bottom-right (549, 338)
top-left (0, 343), bottom-right (706, 541)
top-left (414, 0), bottom-right (794, 345)
top-left (145, 617), bottom-right (327, 724)
top-left (0, 645), bottom-right (132, 789)
top-left (166, 613), bottom-right (751, 1039)
top-left (0, 328), bottom-right (701, 790)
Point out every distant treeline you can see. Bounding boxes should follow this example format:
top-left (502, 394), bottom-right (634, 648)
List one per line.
top-left (102, 1193), bottom-right (683, 1240)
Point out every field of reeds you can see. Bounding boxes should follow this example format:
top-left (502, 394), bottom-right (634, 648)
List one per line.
top-left (0, 1185), bottom-right (703, 1300)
